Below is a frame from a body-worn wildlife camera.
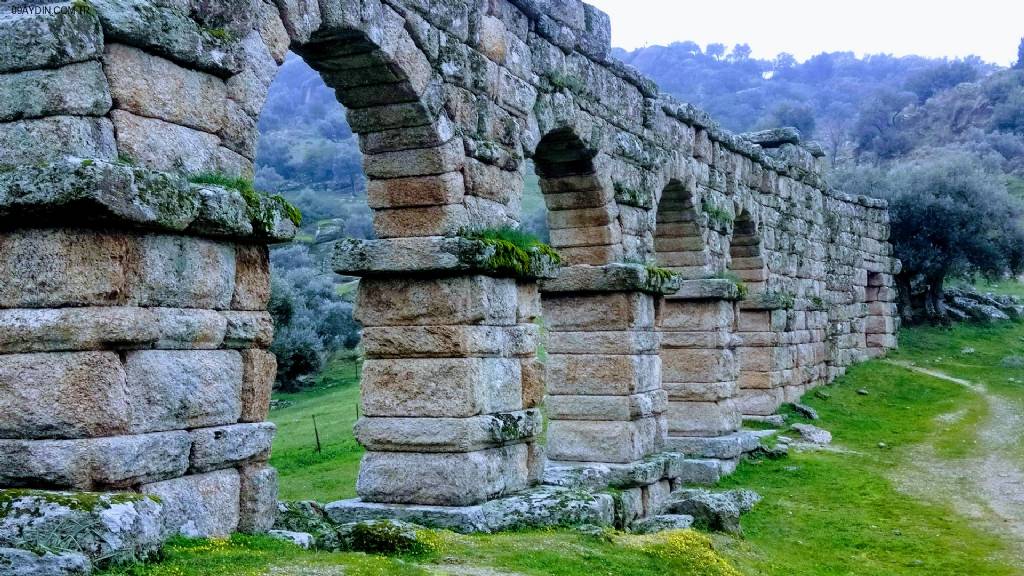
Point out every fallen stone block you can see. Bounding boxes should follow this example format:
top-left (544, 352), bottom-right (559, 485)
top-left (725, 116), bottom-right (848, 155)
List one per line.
top-left (663, 488), bottom-right (761, 533)
top-left (267, 530), bottom-right (314, 549)
top-left (629, 514), bottom-right (695, 534)
top-left (0, 548), bottom-right (91, 576)
top-left (0, 489), bottom-right (164, 568)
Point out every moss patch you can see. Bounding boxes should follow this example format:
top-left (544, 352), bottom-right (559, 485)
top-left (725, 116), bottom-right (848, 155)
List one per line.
top-left (462, 227), bottom-right (561, 277)
top-left (189, 172), bottom-right (302, 228)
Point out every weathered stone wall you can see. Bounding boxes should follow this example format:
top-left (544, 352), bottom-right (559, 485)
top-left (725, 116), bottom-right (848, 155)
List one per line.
top-left (0, 0), bottom-right (899, 550)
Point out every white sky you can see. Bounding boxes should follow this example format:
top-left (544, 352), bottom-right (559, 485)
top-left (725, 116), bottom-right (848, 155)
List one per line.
top-left (585, 0), bottom-right (1024, 66)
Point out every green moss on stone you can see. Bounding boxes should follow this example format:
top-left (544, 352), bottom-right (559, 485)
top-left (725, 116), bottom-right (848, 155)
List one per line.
top-left (189, 172), bottom-right (303, 228)
top-left (462, 227), bottom-right (561, 277)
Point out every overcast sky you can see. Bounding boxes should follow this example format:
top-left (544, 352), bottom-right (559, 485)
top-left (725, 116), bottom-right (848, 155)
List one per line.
top-left (586, 0), bottom-right (1024, 66)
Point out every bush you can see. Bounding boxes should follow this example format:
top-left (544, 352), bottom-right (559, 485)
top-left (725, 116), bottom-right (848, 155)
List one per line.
top-left (269, 244), bottom-right (360, 391)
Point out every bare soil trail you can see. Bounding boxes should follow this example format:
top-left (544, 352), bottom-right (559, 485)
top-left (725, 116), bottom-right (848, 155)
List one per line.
top-left (886, 361), bottom-right (1024, 556)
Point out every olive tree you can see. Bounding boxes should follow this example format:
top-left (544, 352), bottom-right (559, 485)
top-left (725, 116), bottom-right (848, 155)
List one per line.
top-left (838, 150), bottom-right (1024, 322)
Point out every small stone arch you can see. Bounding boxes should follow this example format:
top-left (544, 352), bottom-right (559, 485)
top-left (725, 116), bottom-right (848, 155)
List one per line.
top-left (531, 127), bottom-right (621, 265)
top-left (653, 178), bottom-right (710, 278)
top-left (727, 208), bottom-right (767, 294)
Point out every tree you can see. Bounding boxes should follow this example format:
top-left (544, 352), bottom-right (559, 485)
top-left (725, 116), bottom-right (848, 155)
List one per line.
top-left (729, 43), bottom-right (752, 62)
top-left (1016, 38), bottom-right (1024, 69)
top-left (904, 60), bottom-right (979, 103)
top-left (846, 151), bottom-right (1024, 322)
top-left (765, 101), bottom-right (816, 138)
top-left (852, 88), bottom-right (916, 160)
top-left (706, 43), bottom-right (726, 60)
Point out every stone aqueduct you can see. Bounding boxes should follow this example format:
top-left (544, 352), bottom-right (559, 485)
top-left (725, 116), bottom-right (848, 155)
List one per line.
top-left (0, 0), bottom-right (899, 539)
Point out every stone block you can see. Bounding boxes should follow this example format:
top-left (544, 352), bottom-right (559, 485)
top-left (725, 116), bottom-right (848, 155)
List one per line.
top-left (355, 275), bottom-right (517, 326)
top-left (0, 307), bottom-right (157, 353)
top-left (545, 353), bottom-right (661, 396)
top-left (222, 311), bottom-right (275, 349)
top-left (665, 457), bottom-right (723, 485)
top-left (615, 487), bottom-right (644, 528)
top-left (866, 333), bottom-right (898, 348)
top-left (540, 264), bottom-right (680, 295)
top-left (667, 279), bottom-right (741, 301)
top-left (662, 380), bottom-right (738, 402)
top-left (0, 351), bottom-right (128, 439)
top-left (356, 444), bottom-right (529, 506)
top-left (517, 283), bottom-right (542, 322)
top-left (363, 138), bottom-right (465, 179)
top-left (546, 390), bottom-right (667, 421)
top-left (521, 357), bottom-right (545, 408)
top-left (542, 292), bottom-right (655, 331)
top-left (0, 115), bottom-right (116, 165)
top-left (659, 300), bottom-right (734, 331)
top-left (546, 417), bottom-right (660, 463)
top-left (138, 234), bottom-right (236, 309)
top-left (659, 331), bottom-right (738, 350)
top-left (240, 349), bottom-right (276, 423)
top-left (0, 431), bottom-right (190, 489)
top-left (737, 345), bottom-right (794, 372)
top-left (361, 324), bottom-right (538, 359)
top-left (353, 409), bottom-right (541, 452)
top-left (665, 399), bottom-right (741, 437)
top-left (371, 204), bottom-right (470, 237)
top-left (111, 110), bottom-right (251, 177)
top-left (232, 244), bottom-right (271, 310)
top-left (188, 423), bottom-right (275, 473)
top-left (366, 171), bottom-right (465, 208)
top-left (738, 369), bottom-right (789, 390)
top-left (238, 464), bottom-right (279, 534)
top-left (0, 61), bottom-right (111, 121)
top-left (547, 330), bottom-right (660, 354)
top-left (104, 43), bottom-right (226, 132)
top-left (0, 228), bottom-right (137, 308)
top-left (736, 388), bottom-right (785, 416)
top-left (361, 357), bottom-right (522, 417)
top-left (661, 348), bottom-right (739, 384)
top-left (557, 244), bottom-right (624, 265)
top-left (643, 479), bottom-right (672, 516)
top-left (324, 498), bottom-right (489, 533)
top-left (0, 548), bottom-right (91, 575)
top-left (124, 350), bottom-right (242, 432)
top-left (663, 430), bottom-right (761, 459)
top-left (547, 205), bottom-right (619, 229)
top-left (142, 469), bottom-right (240, 538)
top-left (0, 4), bottom-right (103, 74)
top-left (151, 308), bottom-right (227, 349)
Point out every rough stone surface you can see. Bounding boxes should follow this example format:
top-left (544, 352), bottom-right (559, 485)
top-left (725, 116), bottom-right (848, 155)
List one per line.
top-left (0, 548), bottom-right (91, 575)
top-left (238, 464), bottom-right (279, 534)
top-left (791, 423), bottom-right (832, 444)
top-left (124, 350), bottom-right (242, 433)
top-left (0, 490), bottom-right (164, 567)
top-left (0, 61), bottom-right (110, 121)
top-left (142, 470), bottom-right (241, 538)
top-left (356, 444), bottom-right (529, 506)
top-left (663, 488), bottom-right (762, 533)
top-left (188, 423), bottom-right (275, 473)
top-left (0, 431), bottom-right (191, 490)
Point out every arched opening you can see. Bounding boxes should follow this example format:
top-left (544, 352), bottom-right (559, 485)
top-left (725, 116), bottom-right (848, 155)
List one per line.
top-left (728, 211), bottom-right (767, 293)
top-left (654, 179), bottom-right (708, 277)
top-left (531, 128), bottom-right (621, 265)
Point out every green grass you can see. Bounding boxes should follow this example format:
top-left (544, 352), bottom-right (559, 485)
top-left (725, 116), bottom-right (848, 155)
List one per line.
top-left (962, 277), bottom-right (1024, 298)
top-left (269, 353), bottom-right (364, 503)
top-left (715, 359), bottom-right (1014, 575)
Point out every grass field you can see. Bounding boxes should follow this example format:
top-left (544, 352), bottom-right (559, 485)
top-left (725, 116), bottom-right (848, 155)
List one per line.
top-left (100, 317), bottom-right (1024, 575)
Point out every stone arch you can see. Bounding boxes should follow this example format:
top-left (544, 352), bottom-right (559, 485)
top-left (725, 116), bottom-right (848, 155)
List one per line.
top-left (282, 9), bottom-right (465, 241)
top-left (531, 127), bottom-right (621, 265)
top-left (653, 178), bottom-right (709, 277)
top-left (727, 208), bottom-right (767, 293)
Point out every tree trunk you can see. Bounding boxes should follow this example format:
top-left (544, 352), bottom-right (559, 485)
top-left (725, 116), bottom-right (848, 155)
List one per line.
top-left (896, 273), bottom-right (916, 324)
top-left (924, 274), bottom-right (947, 324)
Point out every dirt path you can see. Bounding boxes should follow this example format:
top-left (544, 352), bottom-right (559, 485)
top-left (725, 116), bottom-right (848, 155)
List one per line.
top-left (884, 361), bottom-right (1024, 555)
